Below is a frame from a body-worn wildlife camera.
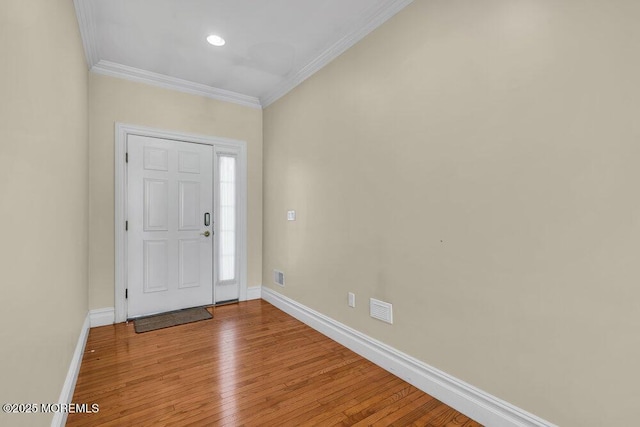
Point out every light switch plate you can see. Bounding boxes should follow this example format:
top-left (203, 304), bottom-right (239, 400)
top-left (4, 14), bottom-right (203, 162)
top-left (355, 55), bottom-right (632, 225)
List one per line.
top-left (287, 210), bottom-right (296, 221)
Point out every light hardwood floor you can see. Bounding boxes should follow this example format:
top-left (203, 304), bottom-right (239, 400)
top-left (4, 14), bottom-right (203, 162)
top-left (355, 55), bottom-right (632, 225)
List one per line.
top-left (68, 300), bottom-right (482, 426)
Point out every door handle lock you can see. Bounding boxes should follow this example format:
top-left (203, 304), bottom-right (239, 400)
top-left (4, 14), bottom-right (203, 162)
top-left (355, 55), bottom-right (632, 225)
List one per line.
top-left (201, 230), bottom-right (211, 237)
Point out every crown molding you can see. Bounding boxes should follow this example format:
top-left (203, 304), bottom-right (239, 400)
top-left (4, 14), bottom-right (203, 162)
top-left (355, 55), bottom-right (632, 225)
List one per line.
top-left (260, 0), bottom-right (414, 107)
top-left (75, 0), bottom-right (412, 109)
top-left (91, 60), bottom-right (262, 109)
top-left (73, 0), bottom-right (99, 68)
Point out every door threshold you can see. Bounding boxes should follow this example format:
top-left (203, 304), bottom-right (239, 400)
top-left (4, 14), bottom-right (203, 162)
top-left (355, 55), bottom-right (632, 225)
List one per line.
top-left (127, 304), bottom-right (214, 322)
top-left (214, 299), bottom-right (240, 307)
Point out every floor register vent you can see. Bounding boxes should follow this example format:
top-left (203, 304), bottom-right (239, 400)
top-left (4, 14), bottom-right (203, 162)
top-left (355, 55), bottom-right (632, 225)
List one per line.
top-left (370, 298), bottom-right (393, 324)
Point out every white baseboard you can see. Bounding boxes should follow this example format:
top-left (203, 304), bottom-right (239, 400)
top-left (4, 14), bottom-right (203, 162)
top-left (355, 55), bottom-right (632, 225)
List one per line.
top-left (51, 313), bottom-right (91, 427)
top-left (261, 287), bottom-right (556, 427)
top-left (246, 286), bottom-right (262, 300)
top-left (89, 307), bottom-right (115, 327)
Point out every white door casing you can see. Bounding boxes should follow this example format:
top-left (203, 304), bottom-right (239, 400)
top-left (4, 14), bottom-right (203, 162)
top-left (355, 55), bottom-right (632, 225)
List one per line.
top-left (127, 135), bottom-right (213, 317)
top-left (115, 123), bottom-right (248, 323)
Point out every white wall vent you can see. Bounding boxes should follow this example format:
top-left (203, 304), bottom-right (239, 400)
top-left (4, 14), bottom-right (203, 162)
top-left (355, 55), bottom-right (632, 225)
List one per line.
top-left (274, 270), bottom-right (285, 286)
top-left (370, 298), bottom-right (393, 324)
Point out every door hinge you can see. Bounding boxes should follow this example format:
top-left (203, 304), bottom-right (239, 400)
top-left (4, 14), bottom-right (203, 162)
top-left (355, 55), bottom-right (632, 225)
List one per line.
top-left (125, 221), bottom-right (128, 231)
top-left (125, 152), bottom-right (128, 163)
top-left (125, 289), bottom-right (128, 299)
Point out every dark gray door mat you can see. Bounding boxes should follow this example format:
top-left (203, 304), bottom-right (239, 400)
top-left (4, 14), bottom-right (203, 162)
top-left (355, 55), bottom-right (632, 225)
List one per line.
top-left (133, 307), bottom-right (212, 333)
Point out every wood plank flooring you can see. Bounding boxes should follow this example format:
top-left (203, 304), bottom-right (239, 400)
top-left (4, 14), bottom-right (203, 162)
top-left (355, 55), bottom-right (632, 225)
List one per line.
top-left (68, 300), bottom-right (482, 426)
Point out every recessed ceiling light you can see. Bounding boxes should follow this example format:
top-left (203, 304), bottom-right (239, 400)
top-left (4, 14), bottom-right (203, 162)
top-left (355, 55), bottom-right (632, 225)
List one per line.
top-left (206, 34), bottom-right (225, 47)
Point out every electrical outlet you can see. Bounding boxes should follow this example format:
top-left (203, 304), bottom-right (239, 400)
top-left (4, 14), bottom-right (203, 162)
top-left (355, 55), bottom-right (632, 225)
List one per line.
top-left (348, 292), bottom-right (356, 308)
top-left (287, 210), bottom-right (296, 221)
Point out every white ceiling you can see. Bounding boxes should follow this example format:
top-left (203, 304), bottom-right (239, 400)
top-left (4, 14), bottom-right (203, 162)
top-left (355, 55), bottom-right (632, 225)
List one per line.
top-left (74, 0), bottom-right (413, 108)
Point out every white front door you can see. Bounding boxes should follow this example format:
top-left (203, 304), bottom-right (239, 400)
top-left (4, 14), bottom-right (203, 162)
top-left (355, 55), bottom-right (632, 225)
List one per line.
top-left (127, 135), bottom-right (213, 318)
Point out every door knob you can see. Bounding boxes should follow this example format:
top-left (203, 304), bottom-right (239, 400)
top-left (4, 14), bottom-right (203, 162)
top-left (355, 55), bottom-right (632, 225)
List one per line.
top-left (201, 230), bottom-right (211, 237)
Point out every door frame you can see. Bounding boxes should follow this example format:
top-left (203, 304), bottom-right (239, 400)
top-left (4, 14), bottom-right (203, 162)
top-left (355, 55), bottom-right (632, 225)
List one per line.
top-left (114, 123), bottom-right (248, 323)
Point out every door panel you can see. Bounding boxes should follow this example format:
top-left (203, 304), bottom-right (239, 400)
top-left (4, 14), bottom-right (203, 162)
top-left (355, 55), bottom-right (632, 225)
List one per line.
top-left (143, 146), bottom-right (169, 171)
top-left (143, 240), bottom-right (168, 292)
top-left (178, 151), bottom-right (200, 174)
top-left (179, 181), bottom-right (200, 230)
top-left (179, 239), bottom-right (200, 288)
top-left (128, 135), bottom-right (213, 318)
top-left (144, 179), bottom-right (168, 231)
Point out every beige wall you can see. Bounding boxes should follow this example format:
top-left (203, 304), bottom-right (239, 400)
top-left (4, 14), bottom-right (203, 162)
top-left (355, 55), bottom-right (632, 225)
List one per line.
top-left (263, 1), bottom-right (640, 425)
top-left (0, 0), bottom-right (89, 426)
top-left (88, 74), bottom-right (263, 309)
